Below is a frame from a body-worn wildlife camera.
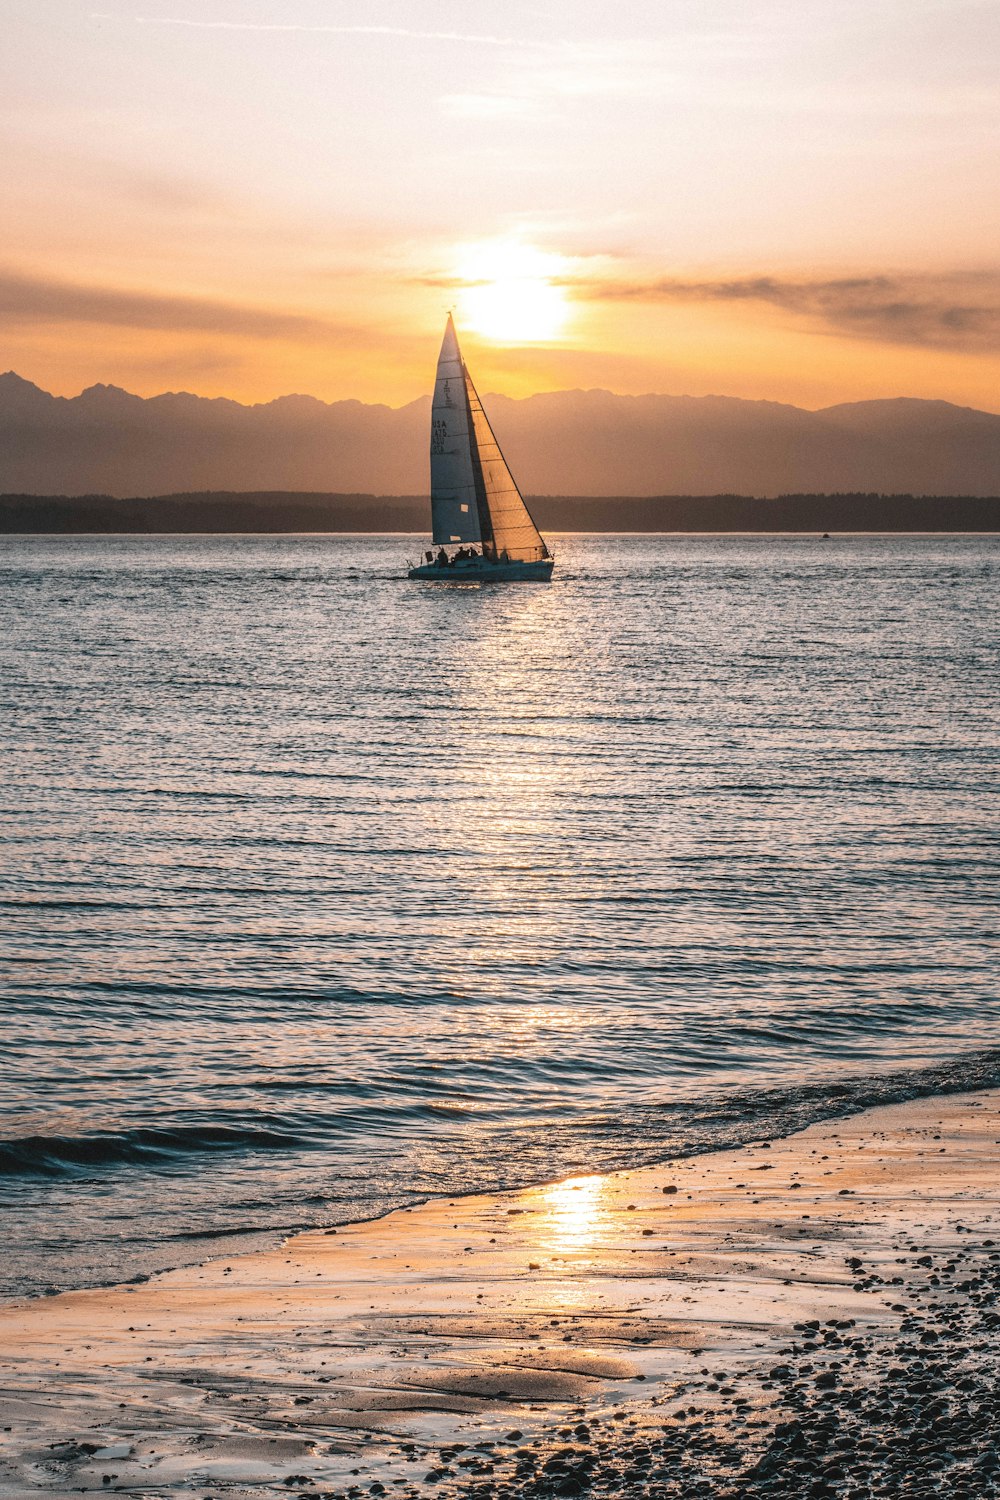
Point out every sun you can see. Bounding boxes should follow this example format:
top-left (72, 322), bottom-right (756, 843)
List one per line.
top-left (454, 240), bottom-right (570, 344)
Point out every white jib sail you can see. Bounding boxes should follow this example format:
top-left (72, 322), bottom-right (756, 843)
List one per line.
top-left (463, 369), bottom-right (548, 563)
top-left (429, 315), bottom-right (482, 545)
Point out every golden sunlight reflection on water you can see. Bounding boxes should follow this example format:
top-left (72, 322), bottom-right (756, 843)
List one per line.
top-left (420, 580), bottom-right (577, 994)
top-left (537, 1175), bottom-right (607, 1259)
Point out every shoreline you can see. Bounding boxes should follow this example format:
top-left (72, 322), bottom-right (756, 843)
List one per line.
top-left (3, 1088), bottom-right (999, 1496)
top-left (7, 1046), bottom-right (1000, 1307)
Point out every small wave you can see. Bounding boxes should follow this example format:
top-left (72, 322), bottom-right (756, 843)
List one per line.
top-left (420, 1101), bottom-right (476, 1119)
top-left (603, 1047), bottom-right (1000, 1168)
top-left (766, 1047), bottom-right (1000, 1119)
top-left (164, 1223), bottom-right (281, 1242)
top-left (0, 1123), bottom-right (304, 1180)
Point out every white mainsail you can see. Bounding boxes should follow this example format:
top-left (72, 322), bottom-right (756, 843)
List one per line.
top-left (430, 315), bottom-right (482, 546)
top-left (429, 315), bottom-right (549, 562)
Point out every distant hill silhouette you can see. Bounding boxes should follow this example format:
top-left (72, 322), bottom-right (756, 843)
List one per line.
top-left (2, 491), bottom-right (998, 533)
top-left (3, 372), bottom-right (1000, 498)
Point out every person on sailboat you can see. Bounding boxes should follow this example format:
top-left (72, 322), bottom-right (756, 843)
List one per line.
top-left (436, 546), bottom-right (448, 567)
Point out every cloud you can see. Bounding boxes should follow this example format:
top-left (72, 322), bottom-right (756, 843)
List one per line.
top-left (121, 348), bottom-right (245, 380)
top-left (4, 134), bottom-right (231, 216)
top-left (129, 16), bottom-right (524, 46)
top-left (586, 272), bottom-right (1000, 352)
top-left (0, 268), bottom-right (335, 341)
top-left (439, 93), bottom-right (544, 121)
top-left (93, 163), bottom-right (231, 214)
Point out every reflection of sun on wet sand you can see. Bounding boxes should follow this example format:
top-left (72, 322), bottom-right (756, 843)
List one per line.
top-left (2, 1092), bottom-right (999, 1496)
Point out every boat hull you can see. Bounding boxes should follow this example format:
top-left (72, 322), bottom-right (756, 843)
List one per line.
top-left (407, 558), bottom-right (554, 582)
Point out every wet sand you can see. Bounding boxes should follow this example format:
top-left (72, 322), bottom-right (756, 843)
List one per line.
top-left (2, 1089), bottom-right (999, 1498)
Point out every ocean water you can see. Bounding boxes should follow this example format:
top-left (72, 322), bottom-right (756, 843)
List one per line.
top-left (1, 533), bottom-right (998, 1301)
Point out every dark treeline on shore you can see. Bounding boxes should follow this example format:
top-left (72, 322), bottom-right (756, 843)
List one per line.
top-left (2, 490), bottom-right (999, 534)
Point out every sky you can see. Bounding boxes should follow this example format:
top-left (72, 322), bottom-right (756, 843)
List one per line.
top-left (3, 0), bottom-right (999, 409)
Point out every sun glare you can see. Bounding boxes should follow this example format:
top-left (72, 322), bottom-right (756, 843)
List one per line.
top-left (538, 1175), bottom-right (605, 1257)
top-left (455, 241), bottom-right (569, 344)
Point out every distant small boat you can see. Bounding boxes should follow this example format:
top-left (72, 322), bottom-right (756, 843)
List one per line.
top-left (408, 316), bottom-right (554, 582)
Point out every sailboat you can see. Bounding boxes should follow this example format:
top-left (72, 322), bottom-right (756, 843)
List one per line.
top-left (407, 316), bottom-right (554, 582)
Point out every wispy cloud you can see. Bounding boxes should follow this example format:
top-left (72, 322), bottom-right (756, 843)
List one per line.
top-left (4, 134), bottom-right (232, 215)
top-left (439, 93), bottom-right (544, 122)
top-left (0, 268), bottom-right (336, 341)
top-left (129, 16), bottom-right (524, 46)
top-left (587, 272), bottom-right (1000, 353)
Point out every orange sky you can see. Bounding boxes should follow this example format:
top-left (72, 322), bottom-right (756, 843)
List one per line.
top-left (3, 1), bottom-right (999, 411)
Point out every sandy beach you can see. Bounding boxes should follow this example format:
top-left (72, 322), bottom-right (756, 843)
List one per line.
top-left (2, 1088), bottom-right (999, 1498)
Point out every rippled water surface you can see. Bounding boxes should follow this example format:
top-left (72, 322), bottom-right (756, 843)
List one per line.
top-left (1, 534), bottom-right (998, 1298)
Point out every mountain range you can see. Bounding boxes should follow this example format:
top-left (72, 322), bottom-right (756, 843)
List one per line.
top-left (2, 371), bottom-right (1000, 498)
